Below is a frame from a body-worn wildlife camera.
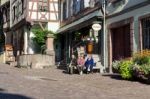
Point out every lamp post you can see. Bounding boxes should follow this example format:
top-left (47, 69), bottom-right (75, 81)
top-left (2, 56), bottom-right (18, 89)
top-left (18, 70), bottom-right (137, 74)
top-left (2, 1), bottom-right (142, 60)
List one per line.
top-left (89, 0), bottom-right (107, 73)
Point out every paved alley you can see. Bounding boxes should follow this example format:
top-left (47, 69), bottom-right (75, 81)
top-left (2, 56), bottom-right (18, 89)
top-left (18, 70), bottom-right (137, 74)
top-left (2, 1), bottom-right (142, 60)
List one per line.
top-left (0, 63), bottom-right (150, 99)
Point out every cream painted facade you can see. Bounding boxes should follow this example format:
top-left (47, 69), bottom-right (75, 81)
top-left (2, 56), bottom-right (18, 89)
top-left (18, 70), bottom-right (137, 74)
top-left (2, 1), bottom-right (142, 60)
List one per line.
top-left (0, 0), bottom-right (10, 63)
top-left (107, 4), bottom-right (150, 50)
top-left (107, 0), bottom-right (148, 15)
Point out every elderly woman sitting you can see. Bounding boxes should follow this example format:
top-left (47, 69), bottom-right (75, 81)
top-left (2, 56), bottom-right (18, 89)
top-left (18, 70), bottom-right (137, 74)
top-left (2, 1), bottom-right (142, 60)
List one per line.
top-left (77, 54), bottom-right (85, 75)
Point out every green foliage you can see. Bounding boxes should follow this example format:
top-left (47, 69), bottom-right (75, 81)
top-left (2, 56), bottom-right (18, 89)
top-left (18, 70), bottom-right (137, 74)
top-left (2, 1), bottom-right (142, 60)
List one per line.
top-left (75, 32), bottom-right (81, 40)
top-left (112, 60), bottom-right (120, 70)
top-left (140, 64), bottom-right (150, 75)
top-left (133, 56), bottom-right (150, 75)
top-left (119, 60), bottom-right (133, 79)
top-left (133, 56), bottom-right (150, 65)
top-left (32, 29), bottom-right (46, 46)
top-left (132, 50), bottom-right (150, 78)
top-left (32, 29), bottom-right (56, 47)
top-left (115, 50), bottom-right (150, 82)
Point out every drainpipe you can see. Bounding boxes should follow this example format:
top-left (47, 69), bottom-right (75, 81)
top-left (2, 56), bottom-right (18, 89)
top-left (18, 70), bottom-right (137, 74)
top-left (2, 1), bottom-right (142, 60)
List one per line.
top-left (24, 26), bottom-right (28, 54)
top-left (3, 32), bottom-right (6, 63)
top-left (103, 0), bottom-right (107, 73)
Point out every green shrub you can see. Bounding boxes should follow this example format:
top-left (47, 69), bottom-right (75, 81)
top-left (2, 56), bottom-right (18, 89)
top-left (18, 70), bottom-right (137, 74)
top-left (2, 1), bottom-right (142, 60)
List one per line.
top-left (133, 56), bottom-right (150, 65)
top-left (112, 60), bottom-right (120, 70)
top-left (119, 60), bottom-right (133, 79)
top-left (140, 64), bottom-right (150, 75)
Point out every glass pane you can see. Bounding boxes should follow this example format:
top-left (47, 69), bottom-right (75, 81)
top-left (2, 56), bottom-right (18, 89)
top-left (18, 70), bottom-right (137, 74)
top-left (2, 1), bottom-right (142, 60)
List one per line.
top-left (38, 1), bottom-right (48, 11)
top-left (43, 3), bottom-right (47, 6)
top-left (142, 17), bottom-right (150, 49)
top-left (43, 0), bottom-right (48, 2)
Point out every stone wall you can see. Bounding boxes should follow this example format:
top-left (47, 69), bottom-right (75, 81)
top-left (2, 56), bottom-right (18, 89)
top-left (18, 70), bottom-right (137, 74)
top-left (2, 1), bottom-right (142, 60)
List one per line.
top-left (17, 54), bottom-right (55, 69)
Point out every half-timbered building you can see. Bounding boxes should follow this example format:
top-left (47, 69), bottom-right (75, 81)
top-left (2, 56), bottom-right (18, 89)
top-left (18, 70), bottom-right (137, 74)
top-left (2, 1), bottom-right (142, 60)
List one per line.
top-left (0, 0), bottom-right (11, 63)
top-left (9, 0), bottom-right (59, 57)
top-left (0, 0), bottom-right (59, 63)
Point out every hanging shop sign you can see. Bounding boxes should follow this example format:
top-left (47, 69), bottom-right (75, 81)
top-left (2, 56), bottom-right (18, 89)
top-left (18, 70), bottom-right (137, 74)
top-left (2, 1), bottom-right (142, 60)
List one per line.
top-left (92, 23), bottom-right (101, 31)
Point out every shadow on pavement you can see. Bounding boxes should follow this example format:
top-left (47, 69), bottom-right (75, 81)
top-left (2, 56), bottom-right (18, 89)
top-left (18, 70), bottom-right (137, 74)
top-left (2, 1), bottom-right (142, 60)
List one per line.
top-left (57, 66), bottom-right (70, 74)
top-left (57, 66), bottom-right (79, 75)
top-left (0, 88), bottom-right (33, 99)
top-left (0, 92), bottom-right (33, 99)
top-left (102, 73), bottom-right (137, 82)
top-left (102, 73), bottom-right (124, 80)
top-left (0, 72), bottom-right (9, 75)
top-left (57, 66), bottom-right (67, 70)
top-left (62, 70), bottom-right (69, 74)
top-left (0, 88), bottom-right (6, 92)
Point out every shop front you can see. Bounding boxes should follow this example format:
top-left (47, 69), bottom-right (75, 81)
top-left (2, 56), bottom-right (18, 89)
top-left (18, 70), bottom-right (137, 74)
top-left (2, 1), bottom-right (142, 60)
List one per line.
top-left (70, 25), bottom-right (101, 57)
top-left (57, 17), bottom-right (103, 65)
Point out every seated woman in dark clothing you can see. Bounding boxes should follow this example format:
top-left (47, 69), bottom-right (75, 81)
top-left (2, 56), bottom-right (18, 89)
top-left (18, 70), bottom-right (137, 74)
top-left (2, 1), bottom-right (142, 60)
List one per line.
top-left (85, 54), bottom-right (94, 74)
top-left (68, 54), bottom-right (77, 74)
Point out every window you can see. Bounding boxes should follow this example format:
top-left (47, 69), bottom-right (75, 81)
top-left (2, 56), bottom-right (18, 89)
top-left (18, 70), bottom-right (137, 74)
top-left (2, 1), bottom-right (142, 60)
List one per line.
top-left (72, 0), bottom-right (84, 14)
top-left (38, 0), bottom-right (49, 12)
top-left (142, 17), bottom-right (150, 49)
top-left (12, 0), bottom-right (23, 21)
top-left (73, 0), bottom-right (77, 14)
top-left (7, 8), bottom-right (10, 22)
top-left (13, 6), bottom-right (15, 21)
top-left (80, 0), bottom-right (84, 10)
top-left (111, 0), bottom-right (125, 7)
top-left (84, 0), bottom-right (90, 8)
top-left (16, 2), bottom-right (19, 19)
top-left (89, 0), bottom-right (100, 8)
top-left (2, 8), bottom-right (6, 23)
top-left (15, 0), bottom-right (23, 19)
top-left (89, 0), bottom-right (96, 8)
top-left (68, 0), bottom-right (73, 17)
top-left (2, 6), bottom-right (10, 23)
top-left (76, 0), bottom-right (81, 13)
top-left (62, 1), bottom-right (67, 19)
top-left (19, 0), bottom-right (23, 15)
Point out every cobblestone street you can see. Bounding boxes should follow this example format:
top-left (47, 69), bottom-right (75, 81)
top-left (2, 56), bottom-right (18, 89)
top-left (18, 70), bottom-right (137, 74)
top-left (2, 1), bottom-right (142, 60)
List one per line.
top-left (0, 63), bottom-right (150, 99)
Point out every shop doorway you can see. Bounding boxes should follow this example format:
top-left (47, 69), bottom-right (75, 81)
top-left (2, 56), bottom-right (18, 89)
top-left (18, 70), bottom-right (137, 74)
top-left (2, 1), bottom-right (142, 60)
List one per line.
top-left (111, 24), bottom-right (131, 61)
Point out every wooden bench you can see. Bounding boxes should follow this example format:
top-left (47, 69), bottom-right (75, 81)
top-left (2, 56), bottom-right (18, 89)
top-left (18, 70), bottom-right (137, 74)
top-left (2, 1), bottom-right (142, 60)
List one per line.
top-left (67, 54), bottom-right (105, 74)
top-left (92, 54), bottom-right (105, 73)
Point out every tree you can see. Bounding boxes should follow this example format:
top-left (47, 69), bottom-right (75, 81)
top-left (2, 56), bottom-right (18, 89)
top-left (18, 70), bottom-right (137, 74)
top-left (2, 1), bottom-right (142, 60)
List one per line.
top-left (31, 28), bottom-right (56, 47)
top-left (32, 28), bottom-right (46, 47)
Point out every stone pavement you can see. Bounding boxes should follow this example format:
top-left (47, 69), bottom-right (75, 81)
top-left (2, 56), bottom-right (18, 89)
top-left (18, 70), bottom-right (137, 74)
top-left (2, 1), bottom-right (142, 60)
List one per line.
top-left (0, 63), bottom-right (150, 99)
